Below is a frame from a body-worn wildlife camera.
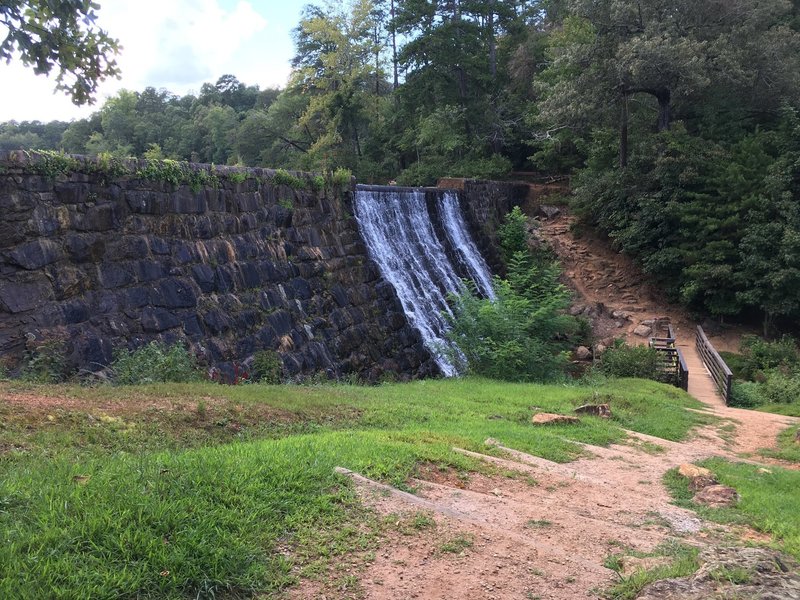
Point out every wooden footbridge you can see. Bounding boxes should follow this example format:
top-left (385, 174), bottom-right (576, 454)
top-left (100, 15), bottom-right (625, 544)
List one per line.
top-left (650, 324), bottom-right (733, 405)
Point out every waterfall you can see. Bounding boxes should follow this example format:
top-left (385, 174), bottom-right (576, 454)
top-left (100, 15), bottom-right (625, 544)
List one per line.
top-left (353, 185), bottom-right (495, 376)
top-left (438, 192), bottom-right (497, 301)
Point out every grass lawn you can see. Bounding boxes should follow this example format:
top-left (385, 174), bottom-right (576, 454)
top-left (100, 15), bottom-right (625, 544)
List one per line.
top-left (0, 378), bottom-right (705, 598)
top-left (664, 458), bottom-right (800, 560)
top-left (759, 425), bottom-right (800, 463)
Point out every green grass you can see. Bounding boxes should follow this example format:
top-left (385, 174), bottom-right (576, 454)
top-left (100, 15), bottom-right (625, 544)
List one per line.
top-left (759, 425), bottom-right (800, 463)
top-left (757, 403), bottom-right (800, 417)
top-left (603, 539), bottom-right (700, 600)
top-left (0, 377), bottom-right (706, 598)
top-left (0, 378), bottom-right (706, 463)
top-left (664, 459), bottom-right (800, 560)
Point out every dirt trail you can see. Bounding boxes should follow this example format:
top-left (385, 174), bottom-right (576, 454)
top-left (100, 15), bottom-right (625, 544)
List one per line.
top-left (289, 209), bottom-right (799, 599)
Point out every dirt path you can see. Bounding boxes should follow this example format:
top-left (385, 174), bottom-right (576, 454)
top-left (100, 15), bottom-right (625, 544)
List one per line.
top-left (287, 209), bottom-right (798, 599)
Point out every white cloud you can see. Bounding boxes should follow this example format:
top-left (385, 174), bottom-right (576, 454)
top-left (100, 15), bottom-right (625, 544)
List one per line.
top-left (0, 0), bottom-right (291, 122)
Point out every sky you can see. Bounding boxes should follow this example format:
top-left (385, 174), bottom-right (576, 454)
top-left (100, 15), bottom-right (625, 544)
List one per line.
top-left (0, 0), bottom-right (309, 122)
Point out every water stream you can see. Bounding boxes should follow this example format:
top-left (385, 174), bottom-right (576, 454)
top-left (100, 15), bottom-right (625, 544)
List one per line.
top-left (353, 185), bottom-right (495, 376)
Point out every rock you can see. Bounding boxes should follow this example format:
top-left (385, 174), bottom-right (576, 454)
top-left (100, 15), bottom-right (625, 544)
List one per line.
top-left (618, 556), bottom-right (672, 578)
top-left (574, 404), bottom-right (612, 418)
top-left (611, 309), bottom-right (631, 320)
top-left (758, 468), bottom-right (773, 474)
top-left (595, 344), bottom-right (607, 355)
top-left (633, 324), bottom-right (653, 337)
top-left (687, 476), bottom-right (718, 492)
top-left (678, 464), bottom-right (713, 479)
top-left (569, 304), bottom-right (585, 317)
top-left (531, 413), bottom-right (580, 425)
top-left (575, 345), bottom-right (592, 360)
top-left (538, 205), bottom-right (561, 220)
top-left (637, 547), bottom-right (800, 600)
top-left (678, 464), bottom-right (718, 491)
top-left (693, 484), bottom-right (739, 508)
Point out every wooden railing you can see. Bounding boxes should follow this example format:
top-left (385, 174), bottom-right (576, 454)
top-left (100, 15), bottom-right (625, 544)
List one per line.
top-left (695, 325), bottom-right (733, 403)
top-left (650, 324), bottom-right (689, 391)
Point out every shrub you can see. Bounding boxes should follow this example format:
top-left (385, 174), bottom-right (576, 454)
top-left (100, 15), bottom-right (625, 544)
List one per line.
top-left (26, 149), bottom-right (80, 178)
top-left (227, 171), bottom-right (248, 184)
top-left (310, 175), bottom-right (325, 192)
top-left (739, 335), bottom-right (800, 381)
top-left (272, 168), bottom-right (305, 190)
top-left (497, 206), bottom-right (528, 264)
top-left (598, 343), bottom-right (662, 380)
top-left (331, 167), bottom-right (353, 188)
top-left (729, 381), bottom-right (763, 408)
top-left (111, 342), bottom-right (199, 385)
top-left (252, 350), bottom-right (283, 384)
top-left (21, 339), bottom-right (69, 383)
top-left (447, 278), bottom-right (570, 382)
top-left (759, 371), bottom-right (800, 404)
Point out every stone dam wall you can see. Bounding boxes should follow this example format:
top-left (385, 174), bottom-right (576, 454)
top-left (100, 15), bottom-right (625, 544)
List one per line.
top-left (0, 152), bottom-right (436, 381)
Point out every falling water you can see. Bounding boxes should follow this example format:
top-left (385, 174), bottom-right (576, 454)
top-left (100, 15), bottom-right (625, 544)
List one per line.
top-left (438, 191), bottom-right (496, 301)
top-left (353, 185), bottom-right (495, 376)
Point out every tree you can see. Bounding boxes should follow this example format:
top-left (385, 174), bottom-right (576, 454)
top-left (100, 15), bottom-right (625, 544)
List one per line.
top-left (287, 0), bottom-right (389, 172)
top-left (1, 0), bottom-right (120, 105)
top-left (536, 0), bottom-right (800, 167)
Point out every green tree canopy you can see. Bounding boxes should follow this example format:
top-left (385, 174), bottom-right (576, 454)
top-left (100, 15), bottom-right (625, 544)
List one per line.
top-left (1, 0), bottom-right (120, 104)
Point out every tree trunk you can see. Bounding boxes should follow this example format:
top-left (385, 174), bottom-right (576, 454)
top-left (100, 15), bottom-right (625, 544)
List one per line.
top-left (619, 92), bottom-right (629, 168)
top-left (390, 0), bottom-right (398, 90)
top-left (488, 0), bottom-right (496, 80)
top-left (656, 88), bottom-right (671, 132)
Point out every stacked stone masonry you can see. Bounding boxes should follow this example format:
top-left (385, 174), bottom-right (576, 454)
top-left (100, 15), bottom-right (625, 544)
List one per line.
top-left (0, 152), bottom-right (434, 381)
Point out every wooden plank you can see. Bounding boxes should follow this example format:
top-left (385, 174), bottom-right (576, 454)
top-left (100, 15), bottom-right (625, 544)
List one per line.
top-left (695, 326), bottom-right (733, 403)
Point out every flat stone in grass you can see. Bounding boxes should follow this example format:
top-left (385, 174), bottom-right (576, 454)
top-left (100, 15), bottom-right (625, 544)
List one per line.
top-left (677, 463), bottom-right (722, 494)
top-left (531, 413), bottom-right (580, 425)
top-left (574, 403), bottom-right (611, 418)
top-left (678, 464), bottom-right (713, 480)
top-left (693, 484), bottom-right (739, 508)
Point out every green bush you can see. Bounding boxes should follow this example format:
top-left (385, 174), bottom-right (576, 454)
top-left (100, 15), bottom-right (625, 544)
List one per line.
top-left (598, 343), bottom-right (662, 380)
top-left (228, 171), bottom-right (248, 184)
top-left (309, 175), bottom-right (325, 192)
top-left (729, 381), bottom-right (763, 408)
top-left (252, 350), bottom-right (283, 384)
top-left (111, 342), bottom-right (200, 385)
top-left (759, 370), bottom-right (800, 404)
top-left (498, 206), bottom-right (528, 264)
top-left (739, 335), bottom-right (800, 381)
top-left (272, 168), bottom-right (305, 189)
top-left (21, 339), bottom-right (69, 383)
top-left (331, 167), bottom-right (353, 187)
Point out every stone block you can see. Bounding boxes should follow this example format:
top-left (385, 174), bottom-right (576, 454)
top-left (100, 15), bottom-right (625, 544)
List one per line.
top-left (151, 279), bottom-right (197, 309)
top-left (99, 264), bottom-right (134, 289)
top-left (9, 239), bottom-right (64, 270)
top-left (140, 307), bottom-right (181, 332)
top-left (0, 276), bottom-right (53, 313)
top-left (65, 233), bottom-right (105, 262)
